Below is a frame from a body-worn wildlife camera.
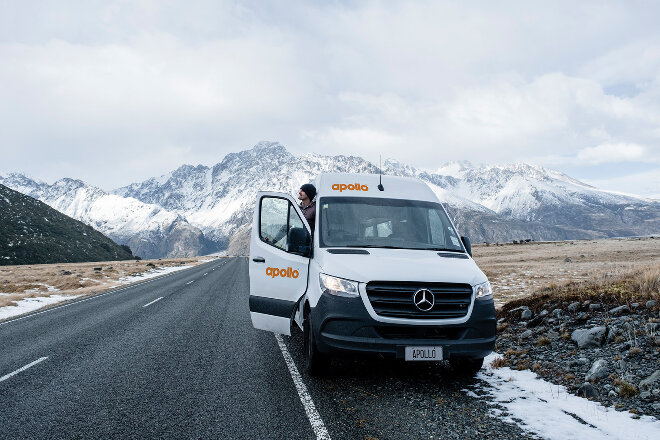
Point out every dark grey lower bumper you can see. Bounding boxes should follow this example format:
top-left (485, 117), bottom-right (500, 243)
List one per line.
top-left (311, 293), bottom-right (496, 360)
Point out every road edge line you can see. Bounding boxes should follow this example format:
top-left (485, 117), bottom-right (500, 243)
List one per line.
top-left (275, 334), bottom-right (331, 440)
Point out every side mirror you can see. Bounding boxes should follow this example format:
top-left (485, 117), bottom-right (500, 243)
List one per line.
top-left (287, 227), bottom-right (312, 258)
top-left (461, 236), bottom-right (472, 257)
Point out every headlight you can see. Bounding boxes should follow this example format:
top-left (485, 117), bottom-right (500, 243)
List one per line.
top-left (319, 273), bottom-right (359, 297)
top-left (474, 281), bottom-right (492, 299)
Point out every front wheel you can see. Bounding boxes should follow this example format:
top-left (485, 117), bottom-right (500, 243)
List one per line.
top-left (303, 307), bottom-right (329, 376)
top-left (449, 357), bottom-right (484, 376)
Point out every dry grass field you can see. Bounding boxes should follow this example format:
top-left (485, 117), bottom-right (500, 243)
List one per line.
top-left (472, 236), bottom-right (660, 307)
top-left (2, 237), bottom-right (658, 313)
top-left (0, 258), bottom-right (215, 309)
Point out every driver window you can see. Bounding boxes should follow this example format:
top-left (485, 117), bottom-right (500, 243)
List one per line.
top-left (260, 196), bottom-right (310, 255)
top-left (260, 197), bottom-right (288, 251)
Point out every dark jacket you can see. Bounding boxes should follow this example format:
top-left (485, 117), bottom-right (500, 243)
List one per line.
top-left (300, 200), bottom-right (316, 235)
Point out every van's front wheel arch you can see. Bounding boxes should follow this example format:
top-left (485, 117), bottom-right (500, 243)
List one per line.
top-left (303, 304), bottom-right (329, 376)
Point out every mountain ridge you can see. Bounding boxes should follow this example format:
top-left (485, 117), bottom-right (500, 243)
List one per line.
top-left (2, 141), bottom-right (658, 257)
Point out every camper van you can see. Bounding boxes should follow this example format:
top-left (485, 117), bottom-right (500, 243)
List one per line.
top-left (248, 173), bottom-right (496, 375)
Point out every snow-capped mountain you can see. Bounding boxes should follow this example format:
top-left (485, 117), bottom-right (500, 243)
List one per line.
top-left (0, 173), bottom-right (216, 259)
top-left (3, 141), bottom-right (658, 257)
top-left (116, 141), bottom-right (659, 254)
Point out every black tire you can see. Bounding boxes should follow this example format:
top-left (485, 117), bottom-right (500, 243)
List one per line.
top-left (449, 357), bottom-right (484, 376)
top-left (303, 306), bottom-right (329, 376)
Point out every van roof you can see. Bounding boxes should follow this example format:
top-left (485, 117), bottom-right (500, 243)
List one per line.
top-left (314, 172), bottom-right (439, 202)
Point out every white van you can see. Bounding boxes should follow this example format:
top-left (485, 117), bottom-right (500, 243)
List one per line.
top-left (248, 173), bottom-right (496, 375)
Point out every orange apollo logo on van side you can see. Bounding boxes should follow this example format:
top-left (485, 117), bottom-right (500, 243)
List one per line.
top-left (332, 183), bottom-right (368, 192)
top-left (266, 267), bottom-right (299, 278)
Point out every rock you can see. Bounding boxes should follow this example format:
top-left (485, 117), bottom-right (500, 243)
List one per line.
top-left (146, 262), bottom-right (156, 268)
top-left (631, 303), bottom-right (639, 309)
top-left (640, 391), bottom-right (651, 399)
top-left (589, 303), bottom-right (602, 311)
top-left (567, 302), bottom-right (580, 313)
top-left (639, 370), bottom-right (660, 390)
top-left (646, 300), bottom-right (657, 308)
top-left (527, 315), bottom-right (545, 327)
top-left (521, 309), bottom-right (533, 320)
top-left (520, 330), bottom-right (532, 339)
top-left (571, 326), bottom-right (608, 348)
top-left (564, 257), bottom-right (572, 262)
top-left (577, 383), bottom-right (599, 399)
top-left (552, 308), bottom-right (563, 318)
top-left (608, 390), bottom-right (618, 397)
top-left (646, 323), bottom-right (660, 335)
top-left (575, 312), bottom-right (589, 321)
top-left (609, 305), bottom-right (630, 316)
top-left (539, 309), bottom-right (549, 317)
top-left (93, 267), bottom-right (102, 271)
top-left (58, 270), bottom-right (72, 276)
top-left (547, 331), bottom-right (560, 340)
top-left (577, 357), bottom-right (590, 365)
top-left (585, 359), bottom-right (610, 381)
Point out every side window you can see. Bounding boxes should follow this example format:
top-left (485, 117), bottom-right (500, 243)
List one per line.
top-left (260, 197), bottom-right (289, 251)
top-left (260, 196), bottom-right (311, 255)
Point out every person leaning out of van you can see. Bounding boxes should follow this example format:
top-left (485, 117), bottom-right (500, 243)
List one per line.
top-left (298, 183), bottom-right (316, 235)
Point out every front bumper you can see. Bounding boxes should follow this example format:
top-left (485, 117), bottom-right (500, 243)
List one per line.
top-left (311, 292), bottom-right (496, 360)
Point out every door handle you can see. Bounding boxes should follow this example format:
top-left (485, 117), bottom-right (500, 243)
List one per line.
top-left (252, 256), bottom-right (265, 263)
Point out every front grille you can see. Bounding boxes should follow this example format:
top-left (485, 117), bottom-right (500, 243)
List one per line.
top-left (366, 281), bottom-right (473, 319)
top-left (375, 326), bottom-right (466, 340)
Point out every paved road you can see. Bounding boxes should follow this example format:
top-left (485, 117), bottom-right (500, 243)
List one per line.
top-left (1, 258), bottom-right (533, 439)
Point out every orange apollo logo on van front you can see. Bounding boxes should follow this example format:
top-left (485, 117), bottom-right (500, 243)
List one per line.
top-left (266, 267), bottom-right (299, 278)
top-left (332, 183), bottom-right (368, 192)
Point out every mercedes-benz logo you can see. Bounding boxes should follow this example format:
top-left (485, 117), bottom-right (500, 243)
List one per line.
top-left (413, 288), bottom-right (435, 312)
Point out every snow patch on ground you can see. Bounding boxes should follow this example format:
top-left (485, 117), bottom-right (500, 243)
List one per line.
top-left (473, 353), bottom-right (660, 439)
top-left (0, 294), bottom-right (82, 320)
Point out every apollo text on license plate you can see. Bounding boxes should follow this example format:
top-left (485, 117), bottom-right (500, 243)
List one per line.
top-left (405, 346), bottom-right (443, 361)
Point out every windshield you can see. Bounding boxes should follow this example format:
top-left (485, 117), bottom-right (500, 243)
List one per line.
top-left (319, 197), bottom-right (465, 252)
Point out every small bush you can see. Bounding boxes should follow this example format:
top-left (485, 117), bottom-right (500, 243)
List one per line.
top-left (490, 357), bottom-right (507, 369)
top-left (619, 381), bottom-right (639, 398)
top-left (537, 336), bottom-right (551, 346)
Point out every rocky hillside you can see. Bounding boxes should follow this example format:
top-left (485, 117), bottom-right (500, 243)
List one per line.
top-left (0, 184), bottom-right (134, 265)
top-left (0, 174), bottom-right (217, 259)
top-left (495, 266), bottom-right (660, 419)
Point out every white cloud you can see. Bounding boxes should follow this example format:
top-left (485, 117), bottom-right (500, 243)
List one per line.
top-left (576, 143), bottom-right (646, 165)
top-left (584, 168), bottom-right (660, 198)
top-left (1, 1), bottom-right (660, 193)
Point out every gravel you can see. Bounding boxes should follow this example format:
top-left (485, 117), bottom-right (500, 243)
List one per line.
top-left (496, 298), bottom-right (660, 419)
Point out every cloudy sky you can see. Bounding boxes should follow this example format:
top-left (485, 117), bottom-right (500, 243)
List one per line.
top-left (1, 1), bottom-right (659, 197)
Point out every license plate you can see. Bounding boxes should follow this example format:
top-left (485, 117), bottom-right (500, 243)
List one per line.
top-left (405, 346), bottom-right (443, 361)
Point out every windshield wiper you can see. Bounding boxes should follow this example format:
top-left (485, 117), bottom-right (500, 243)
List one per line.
top-left (344, 244), bottom-right (405, 249)
top-left (343, 244), bottom-right (465, 252)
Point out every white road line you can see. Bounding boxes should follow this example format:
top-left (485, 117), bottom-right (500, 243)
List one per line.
top-left (142, 297), bottom-right (164, 308)
top-left (275, 334), bottom-right (331, 440)
top-left (0, 357), bottom-right (49, 383)
top-left (186, 280), bottom-right (195, 285)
